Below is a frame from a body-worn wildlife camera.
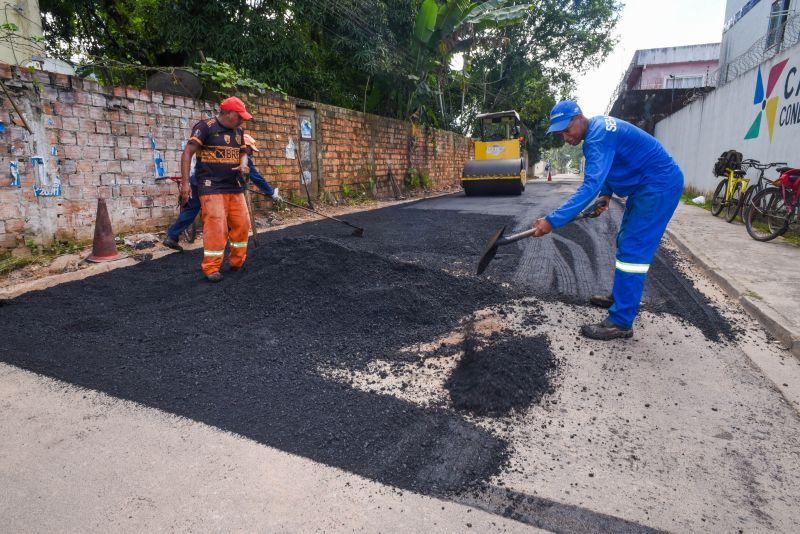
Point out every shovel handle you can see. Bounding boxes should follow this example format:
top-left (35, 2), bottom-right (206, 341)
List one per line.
top-left (497, 228), bottom-right (537, 246)
top-left (496, 199), bottom-right (608, 246)
top-left (280, 198), bottom-right (364, 232)
top-left (580, 199), bottom-right (608, 219)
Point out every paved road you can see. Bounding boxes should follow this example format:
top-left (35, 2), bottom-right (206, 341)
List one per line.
top-left (2, 178), bottom-right (800, 533)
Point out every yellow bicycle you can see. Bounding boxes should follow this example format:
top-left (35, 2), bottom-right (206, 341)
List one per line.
top-left (711, 150), bottom-right (748, 222)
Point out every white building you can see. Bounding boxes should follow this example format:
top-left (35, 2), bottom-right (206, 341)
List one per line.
top-left (654, 0), bottom-right (800, 191)
top-left (0, 0), bottom-right (73, 74)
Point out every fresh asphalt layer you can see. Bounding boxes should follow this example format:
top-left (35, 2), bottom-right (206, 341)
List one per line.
top-left (2, 178), bottom-right (800, 532)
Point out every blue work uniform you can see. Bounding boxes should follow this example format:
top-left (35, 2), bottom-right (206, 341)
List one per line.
top-left (167, 159), bottom-right (274, 241)
top-left (546, 116), bottom-right (684, 329)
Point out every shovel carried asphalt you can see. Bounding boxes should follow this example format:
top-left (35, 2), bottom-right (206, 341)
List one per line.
top-left (247, 187), bottom-right (365, 237)
top-left (476, 199), bottom-right (607, 275)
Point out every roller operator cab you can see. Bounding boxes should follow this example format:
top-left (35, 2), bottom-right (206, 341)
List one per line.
top-left (461, 111), bottom-right (528, 196)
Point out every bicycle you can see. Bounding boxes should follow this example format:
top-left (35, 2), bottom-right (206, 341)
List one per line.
top-left (745, 166), bottom-right (800, 241)
top-left (156, 175), bottom-right (197, 243)
top-left (710, 150), bottom-right (748, 223)
top-left (739, 159), bottom-right (786, 215)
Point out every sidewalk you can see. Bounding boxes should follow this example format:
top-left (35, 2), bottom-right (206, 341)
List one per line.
top-left (666, 202), bottom-right (800, 358)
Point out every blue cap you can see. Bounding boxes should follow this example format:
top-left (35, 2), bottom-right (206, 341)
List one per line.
top-left (546, 100), bottom-right (582, 134)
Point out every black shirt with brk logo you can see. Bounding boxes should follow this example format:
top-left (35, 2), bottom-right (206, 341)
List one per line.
top-left (187, 118), bottom-right (247, 196)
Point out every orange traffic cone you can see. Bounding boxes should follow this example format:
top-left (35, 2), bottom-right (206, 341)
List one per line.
top-left (547, 170), bottom-right (552, 182)
top-left (87, 198), bottom-right (127, 262)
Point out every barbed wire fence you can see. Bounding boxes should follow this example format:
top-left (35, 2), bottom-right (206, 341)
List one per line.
top-left (711, 11), bottom-right (800, 87)
top-left (606, 12), bottom-right (800, 113)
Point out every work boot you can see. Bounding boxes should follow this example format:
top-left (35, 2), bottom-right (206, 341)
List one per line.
top-left (581, 319), bottom-right (633, 340)
top-left (206, 271), bottom-right (223, 283)
top-left (589, 294), bottom-right (614, 308)
top-left (163, 236), bottom-right (183, 252)
top-left (229, 264), bottom-right (245, 273)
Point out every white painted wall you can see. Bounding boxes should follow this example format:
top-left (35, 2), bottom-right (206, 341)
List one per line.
top-left (655, 42), bottom-right (800, 192)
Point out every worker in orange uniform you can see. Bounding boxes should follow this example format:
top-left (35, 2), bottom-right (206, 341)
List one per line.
top-left (179, 96), bottom-right (252, 282)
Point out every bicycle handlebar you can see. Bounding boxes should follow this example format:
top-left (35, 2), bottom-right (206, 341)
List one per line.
top-left (741, 159), bottom-right (787, 169)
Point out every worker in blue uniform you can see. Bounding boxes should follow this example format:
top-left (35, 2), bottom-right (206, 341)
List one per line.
top-left (532, 101), bottom-right (684, 340)
top-left (163, 134), bottom-right (281, 251)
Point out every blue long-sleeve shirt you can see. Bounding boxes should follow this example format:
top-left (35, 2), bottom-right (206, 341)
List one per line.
top-left (247, 158), bottom-right (274, 196)
top-left (546, 116), bottom-right (682, 228)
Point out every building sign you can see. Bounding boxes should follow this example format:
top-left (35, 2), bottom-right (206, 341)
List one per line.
top-left (779, 65), bottom-right (800, 127)
top-left (744, 56), bottom-right (800, 142)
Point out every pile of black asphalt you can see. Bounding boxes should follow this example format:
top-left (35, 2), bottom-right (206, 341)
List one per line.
top-left (0, 219), bottom-right (521, 496)
top-left (446, 332), bottom-right (559, 417)
top-left (0, 195), bottom-right (734, 499)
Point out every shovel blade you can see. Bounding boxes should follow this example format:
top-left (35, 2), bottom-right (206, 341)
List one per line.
top-left (476, 225), bottom-right (506, 275)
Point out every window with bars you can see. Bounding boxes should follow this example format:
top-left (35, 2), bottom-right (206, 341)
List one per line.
top-left (766, 0), bottom-right (791, 49)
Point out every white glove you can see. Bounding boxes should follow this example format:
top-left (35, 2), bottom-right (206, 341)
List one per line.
top-left (271, 188), bottom-right (282, 202)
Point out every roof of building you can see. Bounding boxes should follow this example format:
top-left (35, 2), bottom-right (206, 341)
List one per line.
top-left (631, 43), bottom-right (721, 66)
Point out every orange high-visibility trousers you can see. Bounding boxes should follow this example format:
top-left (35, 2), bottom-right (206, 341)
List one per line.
top-left (199, 193), bottom-right (250, 275)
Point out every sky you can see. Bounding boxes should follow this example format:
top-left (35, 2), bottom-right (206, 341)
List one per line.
top-left (576, 0), bottom-right (729, 117)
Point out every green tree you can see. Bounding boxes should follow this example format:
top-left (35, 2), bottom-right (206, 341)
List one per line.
top-left (38, 0), bottom-right (621, 162)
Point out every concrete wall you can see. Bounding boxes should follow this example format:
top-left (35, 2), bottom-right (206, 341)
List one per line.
top-left (637, 44), bottom-right (721, 65)
top-left (654, 42), bottom-right (800, 192)
top-left (0, 63), bottom-right (471, 252)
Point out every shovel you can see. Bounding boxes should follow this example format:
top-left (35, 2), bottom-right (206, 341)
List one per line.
top-left (248, 187), bottom-right (365, 237)
top-left (241, 175), bottom-right (260, 248)
top-left (476, 199), bottom-right (607, 275)
top-left (280, 198), bottom-right (365, 237)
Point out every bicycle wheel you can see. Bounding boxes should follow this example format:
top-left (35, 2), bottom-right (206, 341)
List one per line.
top-left (711, 179), bottom-right (727, 216)
top-left (740, 184), bottom-right (759, 216)
top-left (725, 182), bottom-right (743, 222)
top-left (745, 187), bottom-right (789, 241)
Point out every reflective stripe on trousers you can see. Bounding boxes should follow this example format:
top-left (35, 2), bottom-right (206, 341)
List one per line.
top-left (199, 193), bottom-right (251, 276)
top-left (615, 260), bottom-right (649, 274)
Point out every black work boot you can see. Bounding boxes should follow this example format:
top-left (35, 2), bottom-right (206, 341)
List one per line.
top-left (581, 319), bottom-right (633, 340)
top-left (589, 294), bottom-right (614, 309)
top-left (206, 271), bottom-right (223, 283)
top-left (163, 236), bottom-right (183, 252)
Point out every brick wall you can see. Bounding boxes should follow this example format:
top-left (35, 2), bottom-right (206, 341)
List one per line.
top-left (0, 63), bottom-right (472, 252)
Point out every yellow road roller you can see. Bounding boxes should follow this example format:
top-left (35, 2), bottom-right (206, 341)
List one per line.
top-left (461, 110), bottom-right (528, 196)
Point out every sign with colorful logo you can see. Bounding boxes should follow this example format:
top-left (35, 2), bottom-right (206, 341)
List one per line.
top-left (745, 56), bottom-right (800, 142)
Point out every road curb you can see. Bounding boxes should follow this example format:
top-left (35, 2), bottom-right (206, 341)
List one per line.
top-left (665, 226), bottom-right (800, 359)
